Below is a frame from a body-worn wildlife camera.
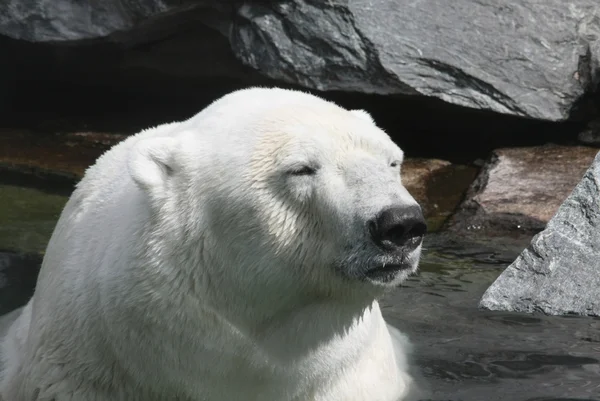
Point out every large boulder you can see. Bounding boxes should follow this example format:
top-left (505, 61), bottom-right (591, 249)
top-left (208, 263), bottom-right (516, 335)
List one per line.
top-left (479, 151), bottom-right (600, 317)
top-left (1, 1), bottom-right (599, 121)
top-left (233, 0), bottom-right (600, 121)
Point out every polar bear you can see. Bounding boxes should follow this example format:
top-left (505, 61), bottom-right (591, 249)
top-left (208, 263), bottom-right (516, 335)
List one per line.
top-left (0, 87), bottom-right (426, 401)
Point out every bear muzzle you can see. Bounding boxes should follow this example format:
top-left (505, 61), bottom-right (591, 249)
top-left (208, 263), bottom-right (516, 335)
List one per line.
top-left (368, 205), bottom-right (427, 252)
top-left (364, 205), bottom-right (427, 281)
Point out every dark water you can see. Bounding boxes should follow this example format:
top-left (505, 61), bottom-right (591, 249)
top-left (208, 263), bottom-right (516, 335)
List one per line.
top-left (385, 234), bottom-right (600, 401)
top-left (1, 183), bottom-right (599, 401)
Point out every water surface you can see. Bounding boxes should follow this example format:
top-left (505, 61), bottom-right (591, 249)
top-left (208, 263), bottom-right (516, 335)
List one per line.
top-left (385, 234), bottom-right (600, 401)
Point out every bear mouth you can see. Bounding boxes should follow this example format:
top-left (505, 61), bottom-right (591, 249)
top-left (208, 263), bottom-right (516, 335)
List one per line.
top-left (364, 263), bottom-right (412, 282)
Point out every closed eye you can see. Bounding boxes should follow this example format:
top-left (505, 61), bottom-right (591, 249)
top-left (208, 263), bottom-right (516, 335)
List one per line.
top-left (390, 160), bottom-right (401, 168)
top-left (288, 165), bottom-right (318, 176)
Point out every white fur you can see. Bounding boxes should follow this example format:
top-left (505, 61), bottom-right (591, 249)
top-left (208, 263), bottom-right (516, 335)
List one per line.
top-left (0, 87), bottom-right (423, 401)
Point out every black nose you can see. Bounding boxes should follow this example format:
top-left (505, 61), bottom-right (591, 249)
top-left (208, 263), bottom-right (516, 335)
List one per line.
top-left (369, 206), bottom-right (427, 250)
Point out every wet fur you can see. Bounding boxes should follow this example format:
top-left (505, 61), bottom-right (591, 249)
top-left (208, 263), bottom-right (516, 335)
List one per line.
top-left (0, 87), bottom-right (423, 401)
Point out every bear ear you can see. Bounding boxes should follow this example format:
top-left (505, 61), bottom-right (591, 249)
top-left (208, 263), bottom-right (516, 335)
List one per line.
top-left (128, 136), bottom-right (178, 192)
top-left (350, 109), bottom-right (375, 124)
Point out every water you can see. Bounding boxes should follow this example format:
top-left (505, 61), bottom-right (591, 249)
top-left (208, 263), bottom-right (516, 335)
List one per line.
top-left (0, 183), bottom-right (67, 255)
top-left (385, 234), bottom-right (600, 400)
top-left (1, 183), bottom-right (599, 400)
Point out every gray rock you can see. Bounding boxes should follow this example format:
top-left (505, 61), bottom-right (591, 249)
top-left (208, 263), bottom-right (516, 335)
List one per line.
top-left (232, 0), bottom-right (600, 121)
top-left (0, 0), bottom-right (170, 42)
top-left (479, 151), bottom-right (600, 317)
top-left (2, 0), bottom-right (600, 121)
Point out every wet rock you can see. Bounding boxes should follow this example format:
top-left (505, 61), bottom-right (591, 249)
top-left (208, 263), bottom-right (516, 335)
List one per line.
top-left (403, 159), bottom-right (451, 212)
top-left (0, 129), bottom-right (126, 182)
top-left (446, 145), bottom-right (599, 236)
top-left (479, 151), bottom-right (600, 317)
top-left (402, 159), bottom-right (478, 232)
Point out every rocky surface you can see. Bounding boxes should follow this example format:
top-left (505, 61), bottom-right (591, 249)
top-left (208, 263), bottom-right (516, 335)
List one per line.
top-left (233, 0), bottom-right (600, 121)
top-left (0, 0), bottom-right (164, 42)
top-left (2, 1), bottom-right (600, 121)
top-left (402, 159), bottom-right (478, 231)
top-left (446, 145), bottom-right (600, 236)
top-left (480, 151), bottom-right (600, 317)
top-left (403, 159), bottom-right (452, 214)
top-left (0, 129), bottom-right (125, 181)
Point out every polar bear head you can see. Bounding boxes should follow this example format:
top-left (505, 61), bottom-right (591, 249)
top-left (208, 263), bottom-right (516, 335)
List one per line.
top-left (128, 87), bottom-right (426, 307)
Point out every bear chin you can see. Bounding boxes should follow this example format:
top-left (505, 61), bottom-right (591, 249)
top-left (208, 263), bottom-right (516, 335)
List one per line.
top-left (337, 241), bottom-right (423, 287)
top-left (364, 263), bottom-right (414, 282)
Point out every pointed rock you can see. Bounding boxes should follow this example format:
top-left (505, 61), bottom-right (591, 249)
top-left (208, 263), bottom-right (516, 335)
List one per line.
top-left (480, 151), bottom-right (600, 316)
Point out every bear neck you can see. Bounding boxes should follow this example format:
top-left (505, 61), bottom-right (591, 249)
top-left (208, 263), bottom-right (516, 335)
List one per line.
top-left (204, 265), bottom-right (385, 332)
top-left (244, 296), bottom-right (385, 362)
top-left (144, 227), bottom-right (389, 361)
top-left (205, 281), bottom-right (385, 359)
